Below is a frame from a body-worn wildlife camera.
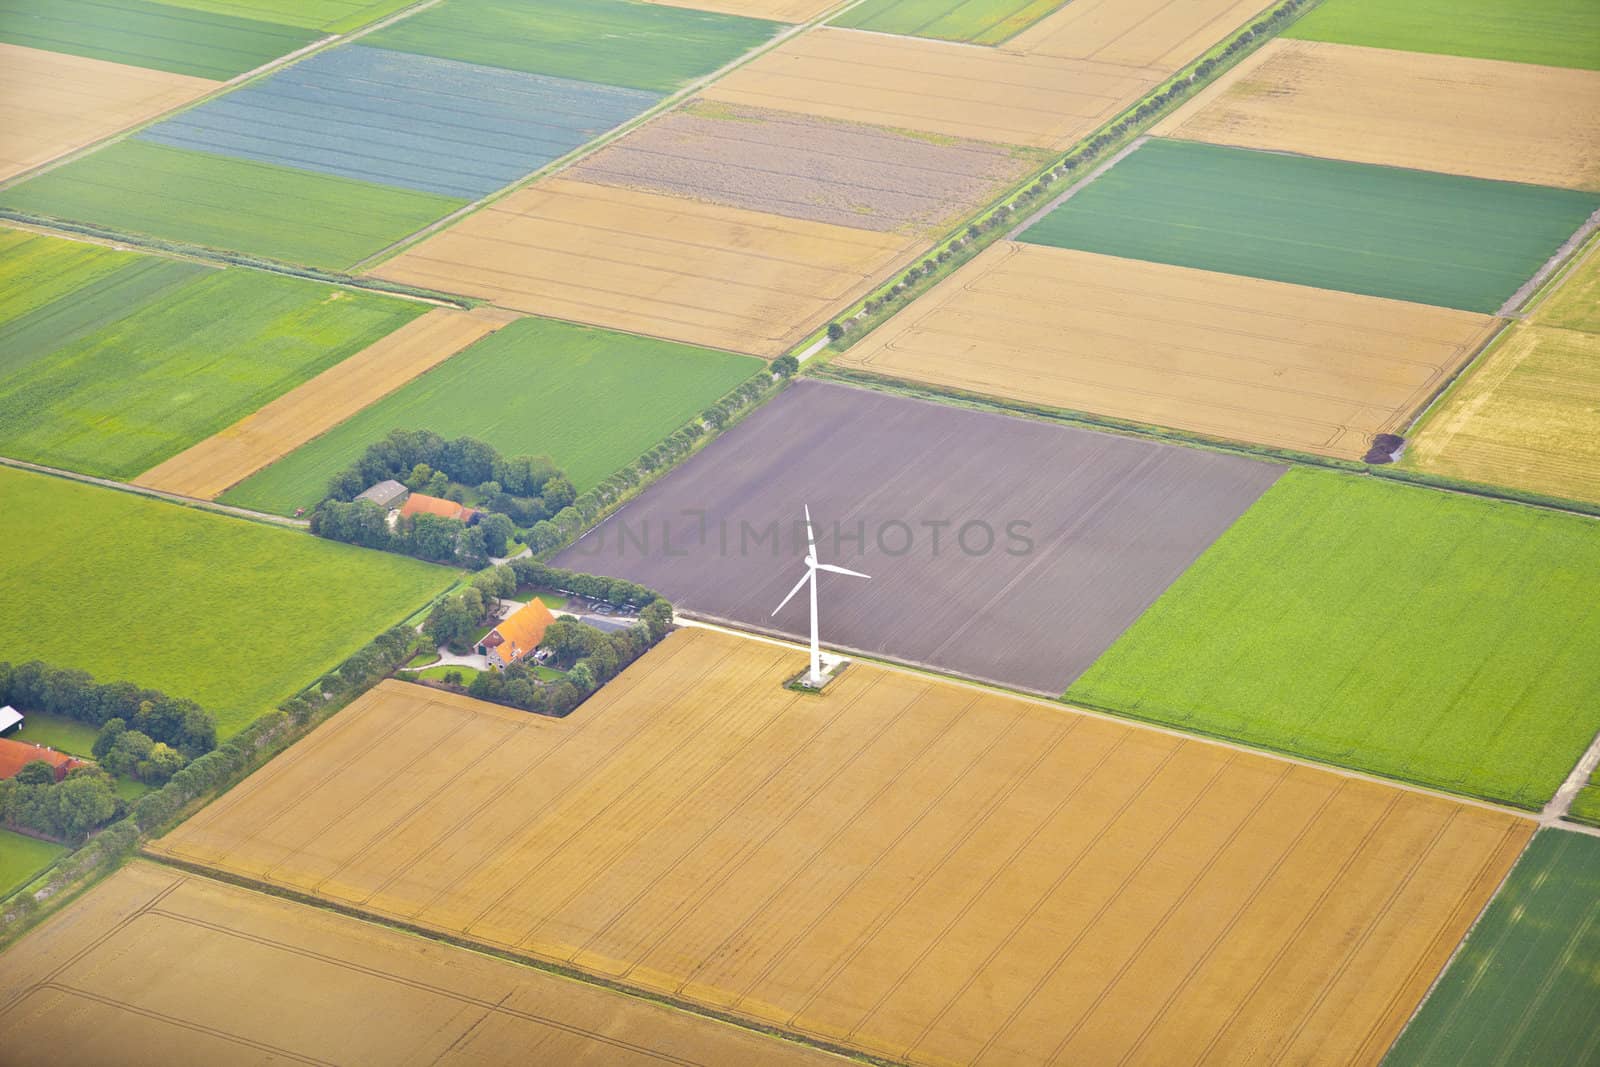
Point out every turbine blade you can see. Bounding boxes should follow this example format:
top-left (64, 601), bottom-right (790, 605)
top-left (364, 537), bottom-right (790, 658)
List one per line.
top-left (803, 504), bottom-right (816, 557)
top-left (771, 567), bottom-right (811, 616)
top-left (816, 563), bottom-right (871, 579)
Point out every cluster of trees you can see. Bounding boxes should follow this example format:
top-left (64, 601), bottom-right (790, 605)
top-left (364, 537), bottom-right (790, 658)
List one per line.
top-left (827, 0), bottom-right (1307, 345)
top-left (314, 430), bottom-right (577, 565)
top-left (1364, 433), bottom-right (1404, 465)
top-left (0, 662), bottom-right (217, 761)
top-left (417, 559), bottom-right (674, 716)
top-left (466, 604), bottom-right (672, 717)
top-left (0, 766), bottom-right (118, 843)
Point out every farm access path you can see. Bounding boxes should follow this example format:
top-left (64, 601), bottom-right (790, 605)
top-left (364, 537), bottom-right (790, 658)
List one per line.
top-left (0, 456), bottom-right (307, 529)
top-left (671, 616), bottom-right (1600, 838)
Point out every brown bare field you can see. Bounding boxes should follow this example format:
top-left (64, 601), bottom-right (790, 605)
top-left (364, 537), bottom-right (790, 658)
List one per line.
top-left (836, 242), bottom-right (1499, 458)
top-left (152, 627), bottom-right (1533, 1067)
top-left (370, 179), bottom-right (917, 357)
top-left (1155, 40), bottom-right (1600, 191)
top-left (0, 43), bottom-right (220, 182)
top-left (1407, 324), bottom-right (1600, 506)
top-left (569, 100), bottom-right (1045, 236)
top-left (1008, 0), bottom-right (1272, 72)
top-left (0, 861), bottom-right (846, 1066)
top-left (642, 0), bottom-right (837, 19)
top-left (700, 27), bottom-right (1159, 149)
top-left (133, 306), bottom-right (513, 499)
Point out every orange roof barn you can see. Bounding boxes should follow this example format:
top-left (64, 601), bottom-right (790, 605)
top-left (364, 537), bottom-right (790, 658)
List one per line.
top-left (0, 738), bottom-right (83, 782)
top-left (400, 493), bottom-right (478, 523)
top-left (481, 599), bottom-right (557, 669)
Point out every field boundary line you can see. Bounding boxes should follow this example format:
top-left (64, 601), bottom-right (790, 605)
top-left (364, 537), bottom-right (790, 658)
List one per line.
top-left (348, 11), bottom-right (845, 274)
top-left (0, 0), bottom-right (446, 195)
top-left (0, 456), bottom-right (307, 529)
top-left (1501, 207), bottom-right (1600, 317)
top-left (671, 617), bottom-right (1545, 823)
top-left (138, 852), bottom-right (908, 1067)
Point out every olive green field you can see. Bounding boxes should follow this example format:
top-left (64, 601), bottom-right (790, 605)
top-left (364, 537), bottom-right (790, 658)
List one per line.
top-left (1286, 0), bottom-right (1600, 71)
top-left (1383, 831), bottom-right (1600, 1066)
top-left (1066, 468), bottom-right (1600, 808)
top-left (0, 466), bottom-right (454, 736)
top-left (1021, 139), bottom-right (1600, 314)
top-left (831, 0), bottom-right (1067, 45)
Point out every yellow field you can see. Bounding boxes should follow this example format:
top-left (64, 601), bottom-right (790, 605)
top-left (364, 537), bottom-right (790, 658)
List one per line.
top-left (0, 43), bottom-right (219, 182)
top-left (152, 627), bottom-right (1533, 1067)
top-left (1155, 40), bottom-right (1600, 191)
top-left (642, 0), bottom-right (837, 19)
top-left (1407, 238), bottom-right (1600, 505)
top-left (1009, 0), bottom-right (1272, 72)
top-left (133, 306), bottom-right (514, 499)
top-left (835, 242), bottom-right (1499, 458)
top-left (370, 179), bottom-right (917, 357)
top-left (0, 861), bottom-right (845, 1066)
top-left (700, 27), bottom-right (1160, 149)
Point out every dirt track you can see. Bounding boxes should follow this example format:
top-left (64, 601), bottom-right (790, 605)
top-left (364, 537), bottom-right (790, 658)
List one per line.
top-left (150, 630), bottom-right (1534, 1067)
top-left (836, 242), bottom-right (1500, 458)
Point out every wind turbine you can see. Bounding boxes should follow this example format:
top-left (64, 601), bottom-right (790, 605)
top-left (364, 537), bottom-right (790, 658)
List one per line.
top-left (772, 505), bottom-right (870, 687)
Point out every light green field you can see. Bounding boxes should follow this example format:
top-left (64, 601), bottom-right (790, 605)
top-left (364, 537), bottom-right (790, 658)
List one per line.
top-left (1066, 469), bottom-right (1600, 808)
top-left (1384, 831), bottom-right (1600, 1065)
top-left (1287, 0), bottom-right (1600, 71)
top-left (159, 0), bottom-right (416, 32)
top-left (832, 0), bottom-right (1066, 45)
top-left (363, 0), bottom-right (778, 92)
top-left (0, 228), bottom-right (144, 327)
top-left (1021, 139), bottom-right (1600, 314)
top-left (1572, 783), bottom-right (1600, 827)
top-left (0, 268), bottom-right (426, 479)
top-left (222, 316), bottom-right (759, 515)
top-left (0, 142), bottom-right (465, 270)
top-left (0, 467), bottom-right (453, 736)
top-left (0, 0), bottom-right (318, 79)
top-left (0, 829), bottom-right (65, 897)
top-left (10, 712), bottom-right (99, 757)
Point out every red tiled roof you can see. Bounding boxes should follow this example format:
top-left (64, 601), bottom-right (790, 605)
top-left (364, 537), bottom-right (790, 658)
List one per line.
top-left (0, 738), bottom-right (82, 781)
top-left (486, 599), bottom-right (556, 666)
top-left (399, 493), bottom-right (477, 523)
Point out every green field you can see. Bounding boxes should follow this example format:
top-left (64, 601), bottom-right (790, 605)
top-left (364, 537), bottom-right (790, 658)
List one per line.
top-left (1385, 831), bottom-right (1600, 1065)
top-left (0, 467), bottom-right (453, 736)
top-left (363, 0), bottom-right (778, 92)
top-left (1021, 139), bottom-right (1600, 314)
top-left (221, 316), bottom-right (759, 515)
top-left (0, 0), bottom-right (318, 79)
top-left (0, 142), bottom-right (465, 270)
top-left (159, 0), bottom-right (415, 33)
top-left (0, 228), bottom-right (148, 327)
top-left (1573, 784), bottom-right (1600, 826)
top-left (0, 267), bottom-right (425, 479)
top-left (0, 829), bottom-right (65, 898)
top-left (1066, 469), bottom-right (1600, 808)
top-left (10, 712), bottom-right (99, 757)
top-left (832, 0), bottom-right (1066, 45)
top-left (1287, 0), bottom-right (1600, 71)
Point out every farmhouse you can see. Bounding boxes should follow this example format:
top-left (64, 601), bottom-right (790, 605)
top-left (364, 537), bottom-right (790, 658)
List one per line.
top-left (0, 737), bottom-right (82, 782)
top-left (355, 479), bottom-right (408, 508)
top-left (479, 599), bottom-right (556, 669)
top-left (400, 492), bottom-right (478, 524)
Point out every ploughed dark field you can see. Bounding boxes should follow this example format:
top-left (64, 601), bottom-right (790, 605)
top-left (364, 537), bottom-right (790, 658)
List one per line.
top-left (555, 380), bottom-right (1283, 692)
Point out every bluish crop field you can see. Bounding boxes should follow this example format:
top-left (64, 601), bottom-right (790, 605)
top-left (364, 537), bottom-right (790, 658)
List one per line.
top-left (138, 45), bottom-right (662, 198)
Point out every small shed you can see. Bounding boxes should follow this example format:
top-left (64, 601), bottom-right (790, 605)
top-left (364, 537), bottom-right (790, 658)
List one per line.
top-left (0, 706), bottom-right (21, 736)
top-left (356, 479), bottom-right (409, 508)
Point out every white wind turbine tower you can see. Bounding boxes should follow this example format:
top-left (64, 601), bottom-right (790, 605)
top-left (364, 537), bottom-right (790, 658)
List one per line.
top-left (771, 505), bottom-right (870, 687)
